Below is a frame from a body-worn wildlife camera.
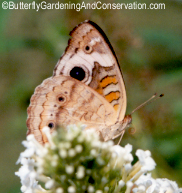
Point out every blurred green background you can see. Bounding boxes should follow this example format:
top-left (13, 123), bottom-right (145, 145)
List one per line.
top-left (1, 0), bottom-right (182, 192)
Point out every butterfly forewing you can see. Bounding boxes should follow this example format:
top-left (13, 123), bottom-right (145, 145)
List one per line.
top-left (54, 20), bottom-right (127, 123)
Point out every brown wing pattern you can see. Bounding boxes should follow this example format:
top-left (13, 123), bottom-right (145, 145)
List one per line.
top-left (27, 76), bottom-right (117, 144)
top-left (27, 21), bottom-right (130, 144)
top-left (53, 21), bottom-right (127, 122)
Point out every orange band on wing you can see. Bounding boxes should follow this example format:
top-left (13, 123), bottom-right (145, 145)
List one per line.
top-left (105, 91), bottom-right (120, 103)
top-left (113, 104), bottom-right (119, 111)
top-left (95, 87), bottom-right (103, 95)
top-left (100, 76), bottom-right (118, 88)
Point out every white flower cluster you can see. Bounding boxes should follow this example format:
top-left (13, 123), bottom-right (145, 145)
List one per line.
top-left (15, 134), bottom-right (47, 193)
top-left (15, 126), bottom-right (182, 193)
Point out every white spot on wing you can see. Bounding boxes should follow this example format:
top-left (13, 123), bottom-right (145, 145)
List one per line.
top-left (111, 99), bottom-right (119, 106)
top-left (103, 83), bottom-right (119, 96)
top-left (89, 37), bottom-right (101, 46)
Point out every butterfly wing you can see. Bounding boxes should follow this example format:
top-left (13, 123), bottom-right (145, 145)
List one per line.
top-left (27, 76), bottom-right (118, 144)
top-left (54, 20), bottom-right (127, 124)
top-left (27, 21), bottom-right (130, 144)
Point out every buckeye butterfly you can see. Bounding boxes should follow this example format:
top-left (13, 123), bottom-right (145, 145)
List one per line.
top-left (27, 20), bottom-right (132, 144)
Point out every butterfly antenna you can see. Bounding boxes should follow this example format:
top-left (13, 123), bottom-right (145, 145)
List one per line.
top-left (131, 93), bottom-right (164, 115)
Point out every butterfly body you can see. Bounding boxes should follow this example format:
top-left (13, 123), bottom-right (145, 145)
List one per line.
top-left (27, 21), bottom-right (132, 144)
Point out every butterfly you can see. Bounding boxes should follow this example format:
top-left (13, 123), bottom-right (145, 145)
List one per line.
top-left (26, 20), bottom-right (132, 144)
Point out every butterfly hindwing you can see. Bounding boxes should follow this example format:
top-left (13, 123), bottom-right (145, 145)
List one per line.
top-left (27, 76), bottom-right (117, 143)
